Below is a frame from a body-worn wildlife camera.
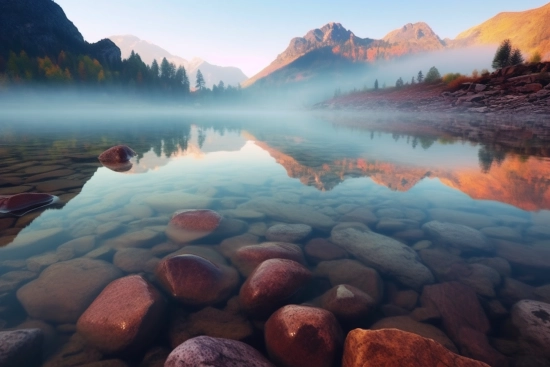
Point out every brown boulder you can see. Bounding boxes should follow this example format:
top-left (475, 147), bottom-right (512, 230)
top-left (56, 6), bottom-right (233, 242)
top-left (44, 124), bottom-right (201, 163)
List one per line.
top-left (166, 210), bottom-right (222, 244)
top-left (342, 328), bottom-right (489, 367)
top-left (265, 305), bottom-right (343, 367)
top-left (98, 145), bottom-right (136, 163)
top-left (77, 275), bottom-right (165, 354)
top-left (232, 242), bottom-right (306, 276)
top-left (304, 238), bottom-right (348, 264)
top-left (239, 259), bottom-right (311, 318)
top-left (156, 255), bottom-right (239, 306)
top-left (320, 284), bottom-right (376, 323)
top-left (0, 193), bottom-right (58, 216)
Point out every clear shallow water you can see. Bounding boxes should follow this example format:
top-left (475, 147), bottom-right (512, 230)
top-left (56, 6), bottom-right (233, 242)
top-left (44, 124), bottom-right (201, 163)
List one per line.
top-left (0, 111), bottom-right (550, 366)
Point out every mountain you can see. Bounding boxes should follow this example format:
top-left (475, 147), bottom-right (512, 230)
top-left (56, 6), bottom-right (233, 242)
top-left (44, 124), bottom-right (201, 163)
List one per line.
top-left (243, 22), bottom-right (445, 87)
top-left (0, 0), bottom-right (120, 68)
top-left (109, 35), bottom-right (248, 88)
top-left (452, 2), bottom-right (550, 59)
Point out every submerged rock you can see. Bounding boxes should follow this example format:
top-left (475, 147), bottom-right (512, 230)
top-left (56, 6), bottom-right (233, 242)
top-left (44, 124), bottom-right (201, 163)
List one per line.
top-left (330, 222), bottom-right (434, 290)
top-left (0, 193), bottom-right (58, 217)
top-left (320, 284), bottom-right (376, 323)
top-left (166, 210), bottom-right (222, 244)
top-left (77, 275), bottom-right (165, 354)
top-left (165, 336), bottom-right (274, 367)
top-left (239, 258), bottom-right (311, 318)
top-left (422, 221), bottom-right (493, 252)
top-left (265, 223), bottom-right (312, 243)
top-left (264, 305), bottom-right (343, 367)
top-left (304, 238), bottom-right (348, 264)
top-left (511, 300), bottom-right (550, 358)
top-left (156, 254), bottom-right (239, 306)
top-left (232, 242), bottom-right (306, 276)
top-left (342, 328), bottom-right (489, 367)
top-left (0, 328), bottom-right (43, 367)
top-left (16, 258), bottom-right (122, 323)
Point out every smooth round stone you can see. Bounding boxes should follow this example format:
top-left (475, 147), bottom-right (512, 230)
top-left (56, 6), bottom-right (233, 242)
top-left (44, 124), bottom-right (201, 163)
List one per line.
top-left (264, 305), bottom-right (343, 367)
top-left (422, 220), bottom-right (493, 252)
top-left (304, 238), bottom-right (348, 264)
top-left (16, 259), bottom-right (122, 323)
top-left (232, 242), bottom-right (306, 276)
top-left (156, 255), bottom-right (239, 306)
top-left (166, 210), bottom-right (222, 244)
top-left (320, 284), bottom-right (376, 322)
top-left (342, 328), bottom-right (488, 367)
top-left (0, 193), bottom-right (57, 216)
top-left (165, 336), bottom-right (274, 367)
top-left (77, 275), bottom-right (165, 354)
top-left (239, 259), bottom-right (312, 318)
top-left (113, 248), bottom-right (156, 273)
top-left (0, 329), bottom-right (43, 367)
top-left (265, 224), bottom-right (312, 243)
top-left (98, 145), bottom-right (136, 163)
top-left (511, 300), bottom-right (550, 358)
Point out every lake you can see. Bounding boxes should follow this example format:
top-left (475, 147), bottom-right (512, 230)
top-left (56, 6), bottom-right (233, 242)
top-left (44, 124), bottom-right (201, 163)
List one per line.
top-left (1, 109), bottom-right (550, 367)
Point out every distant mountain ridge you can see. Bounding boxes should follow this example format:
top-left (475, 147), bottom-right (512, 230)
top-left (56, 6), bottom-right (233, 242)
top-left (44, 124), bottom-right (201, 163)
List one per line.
top-left (0, 0), bottom-right (120, 67)
top-left (109, 35), bottom-right (248, 88)
top-left (245, 3), bottom-right (550, 87)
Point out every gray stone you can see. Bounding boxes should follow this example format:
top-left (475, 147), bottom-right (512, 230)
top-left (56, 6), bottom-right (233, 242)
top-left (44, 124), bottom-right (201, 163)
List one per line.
top-left (143, 192), bottom-right (213, 213)
top-left (511, 300), bottom-right (550, 358)
top-left (422, 220), bottom-right (493, 252)
top-left (0, 329), bottom-right (43, 367)
top-left (428, 208), bottom-right (495, 229)
top-left (265, 224), bottom-right (312, 243)
top-left (330, 223), bottom-right (434, 289)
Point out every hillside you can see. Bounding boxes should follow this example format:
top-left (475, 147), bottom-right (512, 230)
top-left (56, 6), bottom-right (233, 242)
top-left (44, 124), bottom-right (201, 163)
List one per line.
top-left (453, 2), bottom-right (550, 60)
top-left (109, 35), bottom-right (248, 88)
top-left (243, 22), bottom-right (443, 87)
top-left (0, 0), bottom-right (120, 68)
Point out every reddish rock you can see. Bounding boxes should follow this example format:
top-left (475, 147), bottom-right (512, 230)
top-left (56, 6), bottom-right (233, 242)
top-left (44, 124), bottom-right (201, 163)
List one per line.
top-left (304, 238), bottom-right (348, 264)
top-left (315, 259), bottom-right (383, 304)
top-left (156, 255), bottom-right (239, 306)
top-left (232, 242), bottom-right (306, 276)
top-left (420, 282), bottom-right (490, 340)
top-left (165, 336), bottom-right (274, 367)
top-left (264, 305), bottom-right (343, 367)
top-left (239, 259), bottom-right (312, 318)
top-left (320, 284), bottom-right (376, 323)
top-left (77, 275), bottom-right (165, 354)
top-left (98, 145), bottom-right (136, 163)
top-left (457, 327), bottom-right (509, 367)
top-left (166, 210), bottom-right (222, 244)
top-left (342, 328), bottom-right (489, 367)
top-left (0, 193), bottom-right (57, 216)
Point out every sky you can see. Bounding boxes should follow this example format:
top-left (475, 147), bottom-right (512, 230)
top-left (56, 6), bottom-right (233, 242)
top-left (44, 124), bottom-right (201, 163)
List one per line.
top-left (55, 0), bottom-right (549, 77)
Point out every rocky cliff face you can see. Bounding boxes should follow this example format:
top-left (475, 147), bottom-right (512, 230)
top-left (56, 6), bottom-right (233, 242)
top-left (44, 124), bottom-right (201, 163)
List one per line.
top-left (0, 0), bottom-right (121, 68)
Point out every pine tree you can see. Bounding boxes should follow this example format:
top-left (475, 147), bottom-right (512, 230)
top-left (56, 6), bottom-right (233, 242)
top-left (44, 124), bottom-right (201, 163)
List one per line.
top-left (492, 39), bottom-right (512, 69)
top-left (195, 69), bottom-right (205, 91)
top-left (151, 59), bottom-right (159, 79)
top-left (424, 67), bottom-right (441, 83)
top-left (417, 70), bottom-right (424, 83)
top-left (411, 76), bottom-right (415, 84)
top-left (395, 77), bottom-right (404, 88)
top-left (510, 48), bottom-right (524, 65)
top-left (374, 79), bottom-right (379, 90)
top-left (217, 80), bottom-right (225, 91)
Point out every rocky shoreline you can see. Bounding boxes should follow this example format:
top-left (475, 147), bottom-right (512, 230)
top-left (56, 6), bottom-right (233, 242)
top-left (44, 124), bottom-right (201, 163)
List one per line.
top-left (316, 62), bottom-right (550, 115)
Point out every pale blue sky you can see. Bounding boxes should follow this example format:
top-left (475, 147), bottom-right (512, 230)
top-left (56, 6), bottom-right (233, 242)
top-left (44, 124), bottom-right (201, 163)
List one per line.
top-left (55, 0), bottom-right (549, 76)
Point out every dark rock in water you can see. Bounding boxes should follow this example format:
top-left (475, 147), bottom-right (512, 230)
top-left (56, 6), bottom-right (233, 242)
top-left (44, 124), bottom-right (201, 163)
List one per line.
top-left (165, 336), bottom-right (274, 367)
top-left (0, 328), bottom-right (43, 367)
top-left (264, 305), bottom-right (343, 367)
top-left (320, 284), bottom-right (376, 323)
top-left (232, 242), bottom-right (306, 276)
top-left (304, 238), bottom-right (348, 264)
top-left (239, 258), bottom-right (312, 318)
top-left (511, 300), bottom-right (550, 359)
top-left (100, 161), bottom-right (134, 173)
top-left (156, 254), bottom-right (239, 306)
top-left (166, 210), bottom-right (222, 244)
top-left (77, 275), bottom-right (165, 354)
top-left (98, 145), bottom-right (136, 164)
top-left (0, 193), bottom-right (58, 216)
top-left (342, 328), bottom-right (489, 367)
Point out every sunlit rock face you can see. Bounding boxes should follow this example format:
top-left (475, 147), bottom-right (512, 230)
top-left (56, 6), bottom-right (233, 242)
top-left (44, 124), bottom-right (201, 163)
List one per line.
top-left (0, 193), bottom-right (58, 216)
top-left (76, 275), bottom-right (165, 354)
top-left (165, 210), bottom-right (223, 244)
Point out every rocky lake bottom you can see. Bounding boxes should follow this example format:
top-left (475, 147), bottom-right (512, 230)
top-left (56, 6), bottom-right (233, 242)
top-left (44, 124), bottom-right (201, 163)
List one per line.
top-left (0, 111), bottom-right (549, 367)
